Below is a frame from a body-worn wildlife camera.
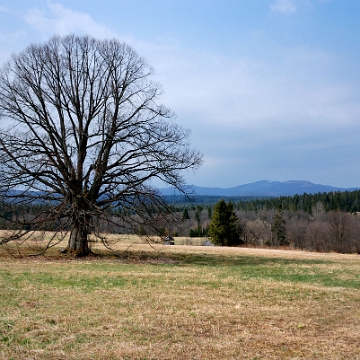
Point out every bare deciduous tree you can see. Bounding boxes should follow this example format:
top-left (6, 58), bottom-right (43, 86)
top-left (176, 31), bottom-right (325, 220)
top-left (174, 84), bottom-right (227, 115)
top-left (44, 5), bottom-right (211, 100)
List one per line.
top-left (327, 211), bottom-right (354, 253)
top-left (0, 35), bottom-right (202, 256)
top-left (245, 218), bottom-right (270, 246)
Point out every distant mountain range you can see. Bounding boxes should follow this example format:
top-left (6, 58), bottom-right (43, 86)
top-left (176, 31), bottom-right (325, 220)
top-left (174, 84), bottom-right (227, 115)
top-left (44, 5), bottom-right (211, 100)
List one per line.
top-left (159, 180), bottom-right (359, 197)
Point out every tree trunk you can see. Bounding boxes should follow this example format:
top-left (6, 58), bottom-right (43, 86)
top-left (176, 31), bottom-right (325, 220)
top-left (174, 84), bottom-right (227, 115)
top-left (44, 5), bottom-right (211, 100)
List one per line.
top-left (67, 219), bottom-right (91, 256)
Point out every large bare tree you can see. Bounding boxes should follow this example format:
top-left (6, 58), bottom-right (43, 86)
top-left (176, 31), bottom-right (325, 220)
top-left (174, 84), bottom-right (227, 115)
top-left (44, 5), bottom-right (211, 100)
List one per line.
top-left (0, 34), bottom-right (202, 256)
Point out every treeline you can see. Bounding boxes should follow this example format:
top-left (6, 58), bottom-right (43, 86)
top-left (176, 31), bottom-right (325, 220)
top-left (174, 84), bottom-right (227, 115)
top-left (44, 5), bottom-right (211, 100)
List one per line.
top-left (162, 190), bottom-right (360, 254)
top-left (166, 205), bottom-right (360, 254)
top-left (2, 190), bottom-right (360, 254)
top-left (165, 189), bottom-right (360, 214)
top-left (235, 190), bottom-right (360, 213)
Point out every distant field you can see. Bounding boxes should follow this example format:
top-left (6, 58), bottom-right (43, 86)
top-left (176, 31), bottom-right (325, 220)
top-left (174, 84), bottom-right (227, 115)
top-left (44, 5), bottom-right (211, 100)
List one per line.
top-left (1, 233), bottom-right (360, 359)
top-left (0, 230), bottom-right (207, 246)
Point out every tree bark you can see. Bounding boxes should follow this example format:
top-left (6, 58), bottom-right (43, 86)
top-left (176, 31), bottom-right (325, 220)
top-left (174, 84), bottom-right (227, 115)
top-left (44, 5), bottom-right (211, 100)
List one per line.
top-left (67, 218), bottom-right (91, 256)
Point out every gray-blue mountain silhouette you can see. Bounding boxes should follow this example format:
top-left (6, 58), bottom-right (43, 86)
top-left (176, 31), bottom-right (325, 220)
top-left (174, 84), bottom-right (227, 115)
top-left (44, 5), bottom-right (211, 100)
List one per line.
top-left (159, 180), bottom-right (356, 197)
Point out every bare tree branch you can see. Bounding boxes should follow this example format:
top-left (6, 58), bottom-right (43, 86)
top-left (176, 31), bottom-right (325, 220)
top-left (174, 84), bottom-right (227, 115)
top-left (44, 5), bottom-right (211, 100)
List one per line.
top-left (0, 34), bottom-right (202, 256)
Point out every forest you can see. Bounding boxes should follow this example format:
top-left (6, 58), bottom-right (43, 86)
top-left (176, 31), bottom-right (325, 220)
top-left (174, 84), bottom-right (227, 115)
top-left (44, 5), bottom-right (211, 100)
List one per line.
top-left (164, 189), bottom-right (360, 213)
top-left (164, 190), bottom-right (360, 254)
top-left (1, 189), bottom-right (360, 254)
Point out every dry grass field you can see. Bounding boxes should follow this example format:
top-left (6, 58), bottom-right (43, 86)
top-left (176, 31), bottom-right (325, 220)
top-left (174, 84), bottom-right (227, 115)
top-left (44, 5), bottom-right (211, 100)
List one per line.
top-left (1, 233), bottom-right (360, 359)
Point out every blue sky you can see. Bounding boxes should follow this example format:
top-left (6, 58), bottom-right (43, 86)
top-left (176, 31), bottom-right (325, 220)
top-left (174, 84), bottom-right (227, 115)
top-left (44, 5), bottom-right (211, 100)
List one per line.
top-left (1, 0), bottom-right (360, 188)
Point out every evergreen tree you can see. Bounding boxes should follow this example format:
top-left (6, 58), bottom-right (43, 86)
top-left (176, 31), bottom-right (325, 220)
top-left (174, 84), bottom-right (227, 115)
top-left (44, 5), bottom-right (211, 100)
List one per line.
top-left (194, 210), bottom-right (201, 223)
top-left (209, 200), bottom-right (239, 246)
top-left (271, 204), bottom-right (288, 246)
top-left (182, 208), bottom-right (190, 221)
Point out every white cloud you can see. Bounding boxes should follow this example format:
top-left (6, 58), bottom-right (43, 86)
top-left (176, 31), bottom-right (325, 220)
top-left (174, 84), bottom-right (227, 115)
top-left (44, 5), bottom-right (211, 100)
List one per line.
top-left (25, 2), bottom-right (117, 39)
top-left (154, 45), bottom-right (359, 134)
top-left (8, 1), bottom-right (360, 187)
top-left (0, 29), bottom-right (28, 65)
top-left (26, 1), bottom-right (349, 143)
top-left (270, 0), bottom-right (298, 14)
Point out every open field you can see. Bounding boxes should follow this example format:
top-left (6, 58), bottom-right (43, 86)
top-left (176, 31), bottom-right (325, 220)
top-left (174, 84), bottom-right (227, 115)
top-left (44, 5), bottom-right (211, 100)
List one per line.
top-left (1, 235), bottom-right (360, 359)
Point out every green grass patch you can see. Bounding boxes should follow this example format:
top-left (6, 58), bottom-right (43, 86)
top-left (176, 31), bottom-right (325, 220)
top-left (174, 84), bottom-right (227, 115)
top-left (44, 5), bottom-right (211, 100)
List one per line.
top-left (1, 252), bottom-right (358, 291)
top-left (1, 250), bottom-right (360, 359)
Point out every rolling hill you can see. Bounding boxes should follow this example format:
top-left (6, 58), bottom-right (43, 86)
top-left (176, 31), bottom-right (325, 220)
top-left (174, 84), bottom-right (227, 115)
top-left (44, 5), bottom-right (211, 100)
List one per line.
top-left (159, 180), bottom-right (356, 197)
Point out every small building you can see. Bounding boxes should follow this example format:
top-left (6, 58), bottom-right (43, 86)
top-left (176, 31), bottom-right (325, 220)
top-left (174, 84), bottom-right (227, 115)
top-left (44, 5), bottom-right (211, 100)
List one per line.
top-left (163, 235), bottom-right (175, 245)
top-left (202, 239), bottom-right (214, 246)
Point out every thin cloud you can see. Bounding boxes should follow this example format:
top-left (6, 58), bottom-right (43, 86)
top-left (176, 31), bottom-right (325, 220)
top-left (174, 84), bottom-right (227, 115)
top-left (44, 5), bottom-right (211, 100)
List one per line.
top-left (270, 0), bottom-right (298, 14)
top-left (25, 2), bottom-right (117, 39)
top-left (3, 0), bottom-right (359, 188)
top-left (157, 45), bottom-right (359, 132)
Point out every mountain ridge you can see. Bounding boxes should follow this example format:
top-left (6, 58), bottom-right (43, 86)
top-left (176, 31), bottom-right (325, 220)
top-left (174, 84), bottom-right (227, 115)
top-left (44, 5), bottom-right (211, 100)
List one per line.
top-left (159, 180), bottom-right (359, 197)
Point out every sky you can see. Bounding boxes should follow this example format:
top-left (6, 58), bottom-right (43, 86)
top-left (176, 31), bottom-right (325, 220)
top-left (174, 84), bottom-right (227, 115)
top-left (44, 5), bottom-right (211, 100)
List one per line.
top-left (1, 0), bottom-right (360, 188)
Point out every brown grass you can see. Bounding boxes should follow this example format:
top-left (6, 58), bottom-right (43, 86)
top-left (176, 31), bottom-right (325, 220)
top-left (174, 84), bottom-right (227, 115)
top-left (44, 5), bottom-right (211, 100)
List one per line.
top-left (0, 233), bottom-right (360, 359)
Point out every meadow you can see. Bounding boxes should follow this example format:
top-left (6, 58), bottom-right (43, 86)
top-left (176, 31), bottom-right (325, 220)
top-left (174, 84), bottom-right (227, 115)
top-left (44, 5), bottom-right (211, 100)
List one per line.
top-left (0, 236), bottom-right (360, 359)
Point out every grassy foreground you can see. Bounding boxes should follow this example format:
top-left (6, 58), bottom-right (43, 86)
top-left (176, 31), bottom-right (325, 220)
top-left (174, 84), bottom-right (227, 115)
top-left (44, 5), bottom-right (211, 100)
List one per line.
top-left (0, 241), bottom-right (360, 359)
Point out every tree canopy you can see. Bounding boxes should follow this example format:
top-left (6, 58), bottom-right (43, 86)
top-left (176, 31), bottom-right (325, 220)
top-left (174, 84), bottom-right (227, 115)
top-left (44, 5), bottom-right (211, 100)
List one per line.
top-left (0, 34), bottom-right (202, 256)
top-left (208, 200), bottom-right (240, 246)
top-left (271, 204), bottom-right (288, 246)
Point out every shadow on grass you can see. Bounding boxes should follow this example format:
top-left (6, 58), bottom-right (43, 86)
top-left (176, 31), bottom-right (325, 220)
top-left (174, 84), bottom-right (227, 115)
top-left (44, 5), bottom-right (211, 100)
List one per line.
top-left (2, 246), bottom-right (360, 290)
top-left (113, 251), bottom-right (360, 290)
top-left (116, 250), bottom-right (332, 267)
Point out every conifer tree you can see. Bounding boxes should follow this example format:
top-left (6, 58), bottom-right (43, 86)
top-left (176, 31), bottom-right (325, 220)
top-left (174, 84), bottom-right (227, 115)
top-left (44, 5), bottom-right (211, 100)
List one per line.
top-left (271, 204), bottom-right (288, 246)
top-left (182, 208), bottom-right (190, 221)
top-left (209, 200), bottom-right (239, 246)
